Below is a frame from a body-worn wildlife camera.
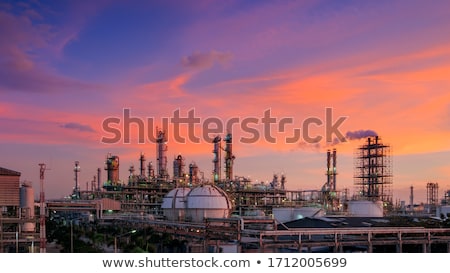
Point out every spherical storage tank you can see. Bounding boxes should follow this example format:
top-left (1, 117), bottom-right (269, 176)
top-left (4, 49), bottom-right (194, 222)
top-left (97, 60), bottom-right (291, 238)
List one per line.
top-left (161, 187), bottom-right (191, 221)
top-left (186, 185), bottom-right (232, 222)
top-left (162, 185), bottom-right (232, 222)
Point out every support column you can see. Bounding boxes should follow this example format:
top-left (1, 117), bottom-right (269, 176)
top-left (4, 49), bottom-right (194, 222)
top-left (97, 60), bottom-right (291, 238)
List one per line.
top-left (397, 232), bottom-right (402, 253)
top-left (422, 243), bottom-right (427, 253)
top-left (298, 234), bottom-right (302, 252)
top-left (334, 233), bottom-right (338, 253)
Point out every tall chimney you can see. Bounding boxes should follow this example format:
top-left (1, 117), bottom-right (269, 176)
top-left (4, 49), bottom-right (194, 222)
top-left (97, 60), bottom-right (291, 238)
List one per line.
top-left (97, 167), bottom-right (101, 191)
top-left (332, 148), bottom-right (337, 191)
top-left (74, 161), bottom-right (80, 196)
top-left (326, 149), bottom-right (331, 187)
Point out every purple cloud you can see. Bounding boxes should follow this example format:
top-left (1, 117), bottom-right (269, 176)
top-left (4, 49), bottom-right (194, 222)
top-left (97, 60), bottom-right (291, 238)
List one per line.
top-left (60, 122), bottom-right (95, 132)
top-left (0, 2), bottom-right (104, 94)
top-left (181, 50), bottom-right (233, 69)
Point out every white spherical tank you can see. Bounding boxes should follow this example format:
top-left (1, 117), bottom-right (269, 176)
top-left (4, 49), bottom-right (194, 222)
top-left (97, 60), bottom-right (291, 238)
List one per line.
top-left (348, 200), bottom-right (384, 217)
top-left (20, 182), bottom-right (35, 232)
top-left (185, 185), bottom-right (232, 222)
top-left (161, 187), bottom-right (191, 221)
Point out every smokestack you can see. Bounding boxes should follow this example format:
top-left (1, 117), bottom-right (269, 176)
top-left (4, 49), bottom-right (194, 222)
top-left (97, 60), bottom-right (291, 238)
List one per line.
top-left (410, 185), bottom-right (414, 212)
top-left (332, 148), bottom-right (337, 191)
top-left (97, 167), bottom-right (101, 191)
top-left (74, 161), bottom-right (80, 196)
top-left (326, 149), bottom-right (331, 187)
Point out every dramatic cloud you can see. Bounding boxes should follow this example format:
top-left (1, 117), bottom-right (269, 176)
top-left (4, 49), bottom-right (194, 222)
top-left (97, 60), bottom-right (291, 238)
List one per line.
top-left (181, 50), bottom-right (233, 69)
top-left (60, 122), bottom-right (95, 132)
top-left (0, 3), bottom-right (105, 94)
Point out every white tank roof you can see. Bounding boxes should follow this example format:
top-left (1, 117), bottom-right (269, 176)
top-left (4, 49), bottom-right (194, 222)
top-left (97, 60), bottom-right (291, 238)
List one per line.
top-left (348, 200), bottom-right (384, 217)
top-left (186, 185), bottom-right (231, 209)
top-left (161, 187), bottom-right (191, 209)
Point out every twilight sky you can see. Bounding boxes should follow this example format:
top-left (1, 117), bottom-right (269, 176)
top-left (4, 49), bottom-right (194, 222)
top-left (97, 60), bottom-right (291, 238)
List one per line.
top-left (1, 0), bottom-right (449, 203)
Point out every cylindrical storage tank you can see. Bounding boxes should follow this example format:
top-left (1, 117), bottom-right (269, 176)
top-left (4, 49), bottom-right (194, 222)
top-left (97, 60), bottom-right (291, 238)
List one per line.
top-left (436, 205), bottom-right (450, 219)
top-left (273, 207), bottom-right (324, 223)
top-left (293, 207), bottom-right (324, 219)
top-left (272, 208), bottom-right (293, 223)
top-left (20, 182), bottom-right (35, 232)
top-left (348, 200), bottom-right (384, 217)
top-left (161, 188), bottom-right (191, 221)
top-left (186, 185), bottom-right (232, 222)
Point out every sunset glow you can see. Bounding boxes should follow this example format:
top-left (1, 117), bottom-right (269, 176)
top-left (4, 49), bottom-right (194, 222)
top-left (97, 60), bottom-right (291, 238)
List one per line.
top-left (1, 0), bottom-right (449, 203)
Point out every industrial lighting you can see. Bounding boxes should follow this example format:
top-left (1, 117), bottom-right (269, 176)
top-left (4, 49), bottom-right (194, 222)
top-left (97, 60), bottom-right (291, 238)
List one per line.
top-left (114, 230), bottom-right (137, 253)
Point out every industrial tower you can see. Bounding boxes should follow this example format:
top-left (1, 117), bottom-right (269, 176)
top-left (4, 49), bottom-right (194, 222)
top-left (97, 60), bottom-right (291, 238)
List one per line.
top-left (156, 130), bottom-right (169, 180)
top-left (326, 148), bottom-right (337, 191)
top-left (212, 135), bottom-right (221, 183)
top-left (426, 182), bottom-right (439, 213)
top-left (354, 136), bottom-right (393, 205)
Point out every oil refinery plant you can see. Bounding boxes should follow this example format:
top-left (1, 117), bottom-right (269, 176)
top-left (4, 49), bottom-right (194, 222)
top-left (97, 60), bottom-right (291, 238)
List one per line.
top-left (1, 132), bottom-right (450, 253)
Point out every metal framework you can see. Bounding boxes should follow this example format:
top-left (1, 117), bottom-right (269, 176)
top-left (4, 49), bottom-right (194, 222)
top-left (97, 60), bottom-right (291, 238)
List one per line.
top-left (354, 136), bottom-right (393, 205)
top-left (426, 182), bottom-right (439, 206)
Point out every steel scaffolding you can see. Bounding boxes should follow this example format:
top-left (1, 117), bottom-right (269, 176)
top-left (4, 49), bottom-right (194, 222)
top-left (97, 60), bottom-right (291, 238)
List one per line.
top-left (354, 136), bottom-right (393, 205)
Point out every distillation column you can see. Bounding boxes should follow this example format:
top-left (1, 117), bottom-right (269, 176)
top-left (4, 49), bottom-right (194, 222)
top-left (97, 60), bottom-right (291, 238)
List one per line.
top-left (156, 130), bottom-right (169, 180)
top-left (173, 154), bottom-right (186, 185)
top-left (224, 133), bottom-right (235, 181)
top-left (139, 153), bottom-right (146, 177)
top-left (74, 161), bottom-right (80, 198)
top-left (189, 162), bottom-right (199, 186)
top-left (105, 154), bottom-right (120, 184)
top-left (212, 136), bottom-right (221, 183)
